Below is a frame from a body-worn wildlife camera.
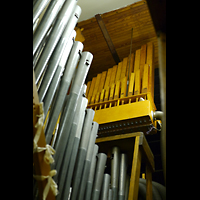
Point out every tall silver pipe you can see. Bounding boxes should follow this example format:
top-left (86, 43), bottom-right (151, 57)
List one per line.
top-left (55, 95), bottom-right (88, 200)
top-left (91, 153), bottom-right (107, 200)
top-left (33, 26), bottom-right (52, 69)
top-left (33, 0), bottom-right (51, 24)
top-left (124, 175), bottom-right (130, 200)
top-left (108, 189), bottom-right (113, 200)
top-left (42, 31), bottom-right (75, 121)
top-left (51, 52), bottom-right (93, 171)
top-left (100, 174), bottom-right (111, 200)
top-left (118, 154), bottom-right (128, 200)
top-left (70, 109), bottom-right (95, 200)
top-left (34, 3), bottom-right (80, 84)
top-left (43, 40), bottom-right (83, 130)
top-left (85, 144), bottom-right (99, 200)
top-left (56, 85), bottom-right (87, 181)
top-left (111, 146), bottom-right (121, 200)
top-left (60, 107), bottom-right (89, 200)
top-left (38, 28), bottom-right (79, 102)
top-left (77, 122), bottom-right (99, 200)
top-left (33, 0), bottom-right (66, 55)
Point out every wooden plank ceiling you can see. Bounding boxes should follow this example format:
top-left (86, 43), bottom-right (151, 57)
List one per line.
top-left (77, 0), bottom-right (158, 83)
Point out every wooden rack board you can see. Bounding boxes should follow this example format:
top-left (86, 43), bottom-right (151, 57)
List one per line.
top-left (95, 132), bottom-right (155, 200)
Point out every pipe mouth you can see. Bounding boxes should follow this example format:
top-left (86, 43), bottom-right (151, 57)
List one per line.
top-left (153, 111), bottom-right (163, 121)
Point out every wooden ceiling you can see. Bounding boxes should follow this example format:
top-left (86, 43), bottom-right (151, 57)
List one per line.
top-left (77, 0), bottom-right (158, 83)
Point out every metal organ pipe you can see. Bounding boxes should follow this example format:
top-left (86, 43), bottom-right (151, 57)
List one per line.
top-left (70, 109), bottom-right (95, 200)
top-left (44, 40), bottom-right (83, 139)
top-left (77, 122), bottom-right (99, 200)
top-left (85, 144), bottom-right (99, 200)
top-left (34, 3), bottom-right (80, 83)
top-left (100, 174), bottom-right (111, 200)
top-left (33, 0), bottom-right (51, 24)
top-left (91, 153), bottom-right (107, 200)
top-left (50, 51), bottom-right (93, 169)
top-left (33, 0), bottom-right (67, 55)
top-left (111, 146), bottom-right (121, 200)
top-left (118, 154), bottom-right (128, 200)
top-left (42, 30), bottom-right (75, 122)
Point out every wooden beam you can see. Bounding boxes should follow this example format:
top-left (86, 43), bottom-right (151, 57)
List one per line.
top-left (95, 14), bottom-right (121, 64)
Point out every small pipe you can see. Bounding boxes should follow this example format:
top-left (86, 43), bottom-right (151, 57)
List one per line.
top-left (77, 122), bottom-right (99, 200)
top-left (85, 144), bottom-right (99, 200)
top-left (153, 111), bottom-right (163, 121)
top-left (70, 109), bottom-right (95, 200)
top-left (118, 154), bottom-right (128, 200)
top-left (124, 175), bottom-right (130, 200)
top-left (91, 153), bottom-right (107, 200)
top-left (60, 108), bottom-right (88, 200)
top-left (111, 146), bottom-right (120, 200)
top-left (108, 188), bottom-right (113, 200)
top-left (100, 174), bottom-right (111, 200)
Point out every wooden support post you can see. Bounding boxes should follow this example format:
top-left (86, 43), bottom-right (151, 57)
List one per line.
top-left (128, 136), bottom-right (141, 200)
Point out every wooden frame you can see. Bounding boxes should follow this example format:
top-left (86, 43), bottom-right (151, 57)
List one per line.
top-left (95, 132), bottom-right (155, 200)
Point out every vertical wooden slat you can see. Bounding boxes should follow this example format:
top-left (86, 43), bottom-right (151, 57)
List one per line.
top-left (104, 68), bottom-right (112, 89)
top-left (120, 76), bottom-right (127, 98)
top-left (142, 64), bottom-right (149, 93)
top-left (146, 42), bottom-right (154, 99)
top-left (95, 71), bottom-right (107, 103)
top-left (128, 73), bottom-right (135, 96)
top-left (109, 82), bottom-right (115, 100)
top-left (85, 81), bottom-right (91, 98)
top-left (139, 44), bottom-right (147, 80)
top-left (88, 77), bottom-right (96, 104)
top-left (91, 73), bottom-right (102, 104)
top-left (100, 88), bottom-right (105, 102)
top-left (121, 57), bottom-right (128, 79)
top-left (126, 53), bottom-right (134, 80)
top-left (134, 69), bottom-right (141, 95)
top-left (110, 65), bottom-right (118, 85)
top-left (114, 80), bottom-right (121, 99)
top-left (104, 86), bottom-right (110, 101)
top-left (115, 61), bottom-right (123, 82)
top-left (133, 49), bottom-right (141, 74)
